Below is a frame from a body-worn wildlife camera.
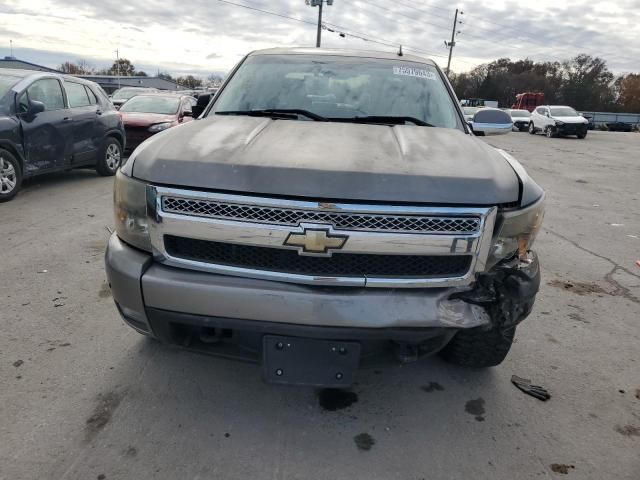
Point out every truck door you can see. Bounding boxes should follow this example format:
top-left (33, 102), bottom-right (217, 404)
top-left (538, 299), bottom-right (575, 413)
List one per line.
top-left (64, 81), bottom-right (99, 164)
top-left (18, 78), bottom-right (73, 175)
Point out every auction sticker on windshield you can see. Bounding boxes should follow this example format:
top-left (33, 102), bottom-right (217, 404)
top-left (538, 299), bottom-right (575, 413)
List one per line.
top-left (393, 66), bottom-right (437, 80)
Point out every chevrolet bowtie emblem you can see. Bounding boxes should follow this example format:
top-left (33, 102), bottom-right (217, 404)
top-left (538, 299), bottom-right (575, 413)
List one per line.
top-left (284, 228), bottom-right (348, 255)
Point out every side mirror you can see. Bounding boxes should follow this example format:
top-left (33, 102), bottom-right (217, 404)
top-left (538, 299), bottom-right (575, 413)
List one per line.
top-left (183, 110), bottom-right (192, 117)
top-left (28, 100), bottom-right (45, 116)
top-left (471, 109), bottom-right (512, 136)
top-left (192, 93), bottom-right (212, 119)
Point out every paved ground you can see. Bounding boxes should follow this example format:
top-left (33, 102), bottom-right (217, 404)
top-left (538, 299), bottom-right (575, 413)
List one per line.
top-left (1, 131), bottom-right (639, 480)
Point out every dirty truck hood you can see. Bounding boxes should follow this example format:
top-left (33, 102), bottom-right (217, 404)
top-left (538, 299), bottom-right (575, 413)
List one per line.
top-left (132, 116), bottom-right (519, 205)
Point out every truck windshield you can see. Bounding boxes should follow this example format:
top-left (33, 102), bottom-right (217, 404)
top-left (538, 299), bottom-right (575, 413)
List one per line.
top-left (0, 74), bottom-right (21, 99)
top-left (213, 54), bottom-right (461, 129)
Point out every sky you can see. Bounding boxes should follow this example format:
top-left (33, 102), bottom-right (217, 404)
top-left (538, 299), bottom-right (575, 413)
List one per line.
top-left (1, 0), bottom-right (639, 78)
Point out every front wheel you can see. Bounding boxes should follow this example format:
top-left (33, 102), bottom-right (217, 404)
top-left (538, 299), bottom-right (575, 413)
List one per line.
top-left (577, 132), bottom-right (587, 139)
top-left (545, 126), bottom-right (555, 138)
top-left (0, 149), bottom-right (22, 203)
top-left (439, 326), bottom-right (515, 368)
top-left (528, 122), bottom-right (536, 134)
top-left (96, 137), bottom-right (122, 176)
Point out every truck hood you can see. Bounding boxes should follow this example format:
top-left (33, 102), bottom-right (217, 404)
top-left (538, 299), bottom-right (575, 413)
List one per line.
top-left (131, 116), bottom-right (520, 205)
top-left (552, 115), bottom-right (588, 124)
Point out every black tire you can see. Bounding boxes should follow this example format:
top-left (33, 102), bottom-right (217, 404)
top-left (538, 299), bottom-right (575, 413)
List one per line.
top-left (439, 326), bottom-right (515, 368)
top-left (528, 122), bottom-right (536, 134)
top-left (577, 132), bottom-right (587, 139)
top-left (96, 137), bottom-right (122, 176)
top-left (0, 148), bottom-right (22, 202)
top-left (545, 126), bottom-right (555, 138)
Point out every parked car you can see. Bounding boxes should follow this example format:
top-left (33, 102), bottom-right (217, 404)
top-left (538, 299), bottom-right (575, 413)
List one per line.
top-left (581, 113), bottom-right (595, 130)
top-left (106, 48), bottom-right (544, 387)
top-left (0, 69), bottom-right (125, 202)
top-left (606, 121), bottom-right (633, 132)
top-left (508, 109), bottom-right (531, 131)
top-left (462, 106), bottom-right (480, 122)
top-left (110, 87), bottom-right (157, 109)
top-left (529, 105), bottom-right (589, 138)
top-left (118, 93), bottom-right (197, 151)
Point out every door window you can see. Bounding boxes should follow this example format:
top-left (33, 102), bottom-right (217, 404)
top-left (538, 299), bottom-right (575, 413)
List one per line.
top-left (27, 79), bottom-right (65, 111)
top-left (65, 82), bottom-right (91, 108)
top-left (85, 86), bottom-right (98, 105)
top-left (17, 91), bottom-right (29, 114)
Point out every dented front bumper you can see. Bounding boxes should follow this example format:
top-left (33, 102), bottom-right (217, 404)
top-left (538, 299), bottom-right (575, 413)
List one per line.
top-left (105, 233), bottom-right (540, 347)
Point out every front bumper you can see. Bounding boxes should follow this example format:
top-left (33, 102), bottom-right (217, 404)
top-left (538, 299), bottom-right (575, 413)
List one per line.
top-left (555, 123), bottom-right (588, 135)
top-left (105, 233), bottom-right (540, 358)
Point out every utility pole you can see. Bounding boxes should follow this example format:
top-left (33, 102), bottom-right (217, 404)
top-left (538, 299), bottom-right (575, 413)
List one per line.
top-left (306, 0), bottom-right (334, 48)
top-left (10, 39), bottom-right (13, 58)
top-left (445, 8), bottom-right (463, 76)
top-left (115, 49), bottom-right (121, 90)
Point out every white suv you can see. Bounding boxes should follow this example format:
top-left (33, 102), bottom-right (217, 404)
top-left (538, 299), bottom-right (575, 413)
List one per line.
top-left (529, 105), bottom-right (589, 139)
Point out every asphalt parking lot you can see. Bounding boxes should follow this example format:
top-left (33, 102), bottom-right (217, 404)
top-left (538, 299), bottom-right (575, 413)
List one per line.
top-left (1, 130), bottom-right (639, 480)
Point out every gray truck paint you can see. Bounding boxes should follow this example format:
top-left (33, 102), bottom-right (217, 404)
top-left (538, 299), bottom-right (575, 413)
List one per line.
top-left (131, 116), bottom-right (519, 205)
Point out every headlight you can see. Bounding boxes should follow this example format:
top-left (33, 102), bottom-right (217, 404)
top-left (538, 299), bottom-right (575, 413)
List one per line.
top-left (148, 122), bottom-right (173, 132)
top-left (114, 170), bottom-right (152, 252)
top-left (490, 196), bottom-right (545, 264)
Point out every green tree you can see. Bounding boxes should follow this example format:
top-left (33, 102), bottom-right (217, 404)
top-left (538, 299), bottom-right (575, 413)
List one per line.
top-left (109, 58), bottom-right (135, 76)
top-left (617, 74), bottom-right (640, 112)
top-left (176, 75), bottom-right (203, 88)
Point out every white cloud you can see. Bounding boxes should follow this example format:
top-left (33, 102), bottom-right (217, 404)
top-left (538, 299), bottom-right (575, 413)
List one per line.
top-left (0, 0), bottom-right (637, 76)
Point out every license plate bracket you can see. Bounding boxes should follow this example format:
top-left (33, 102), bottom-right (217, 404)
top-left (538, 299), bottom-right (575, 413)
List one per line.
top-left (262, 335), bottom-right (361, 387)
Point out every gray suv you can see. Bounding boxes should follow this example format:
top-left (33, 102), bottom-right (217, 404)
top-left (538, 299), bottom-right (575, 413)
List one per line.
top-left (106, 48), bottom-right (544, 387)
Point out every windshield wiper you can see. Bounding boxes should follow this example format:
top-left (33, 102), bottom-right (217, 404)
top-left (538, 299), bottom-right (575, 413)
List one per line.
top-left (331, 116), bottom-right (434, 127)
top-left (216, 109), bottom-right (327, 121)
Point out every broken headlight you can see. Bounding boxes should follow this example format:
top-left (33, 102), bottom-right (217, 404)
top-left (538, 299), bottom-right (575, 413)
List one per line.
top-left (114, 169), bottom-right (152, 252)
top-left (491, 195), bottom-right (545, 264)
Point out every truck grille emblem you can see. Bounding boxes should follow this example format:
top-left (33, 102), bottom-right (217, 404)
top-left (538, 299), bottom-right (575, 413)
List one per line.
top-left (284, 228), bottom-right (348, 255)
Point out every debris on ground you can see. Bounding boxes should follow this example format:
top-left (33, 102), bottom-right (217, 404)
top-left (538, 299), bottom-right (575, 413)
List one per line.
top-left (318, 388), bottom-right (358, 411)
top-left (105, 226), bottom-right (113, 234)
top-left (550, 463), bottom-right (575, 474)
top-left (615, 425), bottom-right (640, 437)
top-left (353, 433), bottom-right (375, 451)
top-left (13, 360), bottom-right (24, 368)
top-left (511, 375), bottom-right (551, 401)
top-left (37, 269), bottom-right (48, 274)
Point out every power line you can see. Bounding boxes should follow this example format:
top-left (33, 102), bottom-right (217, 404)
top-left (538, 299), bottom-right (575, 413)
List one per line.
top-left (396, 0), bottom-right (634, 66)
top-left (214, 0), bottom-right (478, 66)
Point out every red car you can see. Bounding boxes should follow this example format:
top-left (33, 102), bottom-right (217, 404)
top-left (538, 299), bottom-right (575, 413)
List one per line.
top-left (119, 94), bottom-right (197, 151)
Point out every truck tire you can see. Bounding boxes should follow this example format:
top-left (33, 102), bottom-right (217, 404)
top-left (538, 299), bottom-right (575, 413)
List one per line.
top-left (0, 148), bottom-right (22, 203)
top-left (528, 122), bottom-right (536, 134)
top-left (96, 137), bottom-right (122, 176)
top-left (439, 326), bottom-right (515, 368)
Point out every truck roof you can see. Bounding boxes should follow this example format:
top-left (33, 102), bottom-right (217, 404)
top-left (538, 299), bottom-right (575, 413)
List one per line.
top-left (248, 47), bottom-right (436, 66)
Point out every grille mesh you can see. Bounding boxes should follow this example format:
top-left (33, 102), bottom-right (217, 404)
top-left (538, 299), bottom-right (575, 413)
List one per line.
top-left (164, 235), bottom-right (472, 278)
top-left (162, 197), bottom-right (480, 234)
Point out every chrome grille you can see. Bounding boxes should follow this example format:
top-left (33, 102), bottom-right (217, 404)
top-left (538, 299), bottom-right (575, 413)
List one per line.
top-left (162, 196), bottom-right (481, 234)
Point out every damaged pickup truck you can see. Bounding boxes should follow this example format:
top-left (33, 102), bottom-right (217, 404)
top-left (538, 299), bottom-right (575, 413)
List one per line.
top-left (105, 48), bottom-right (544, 387)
